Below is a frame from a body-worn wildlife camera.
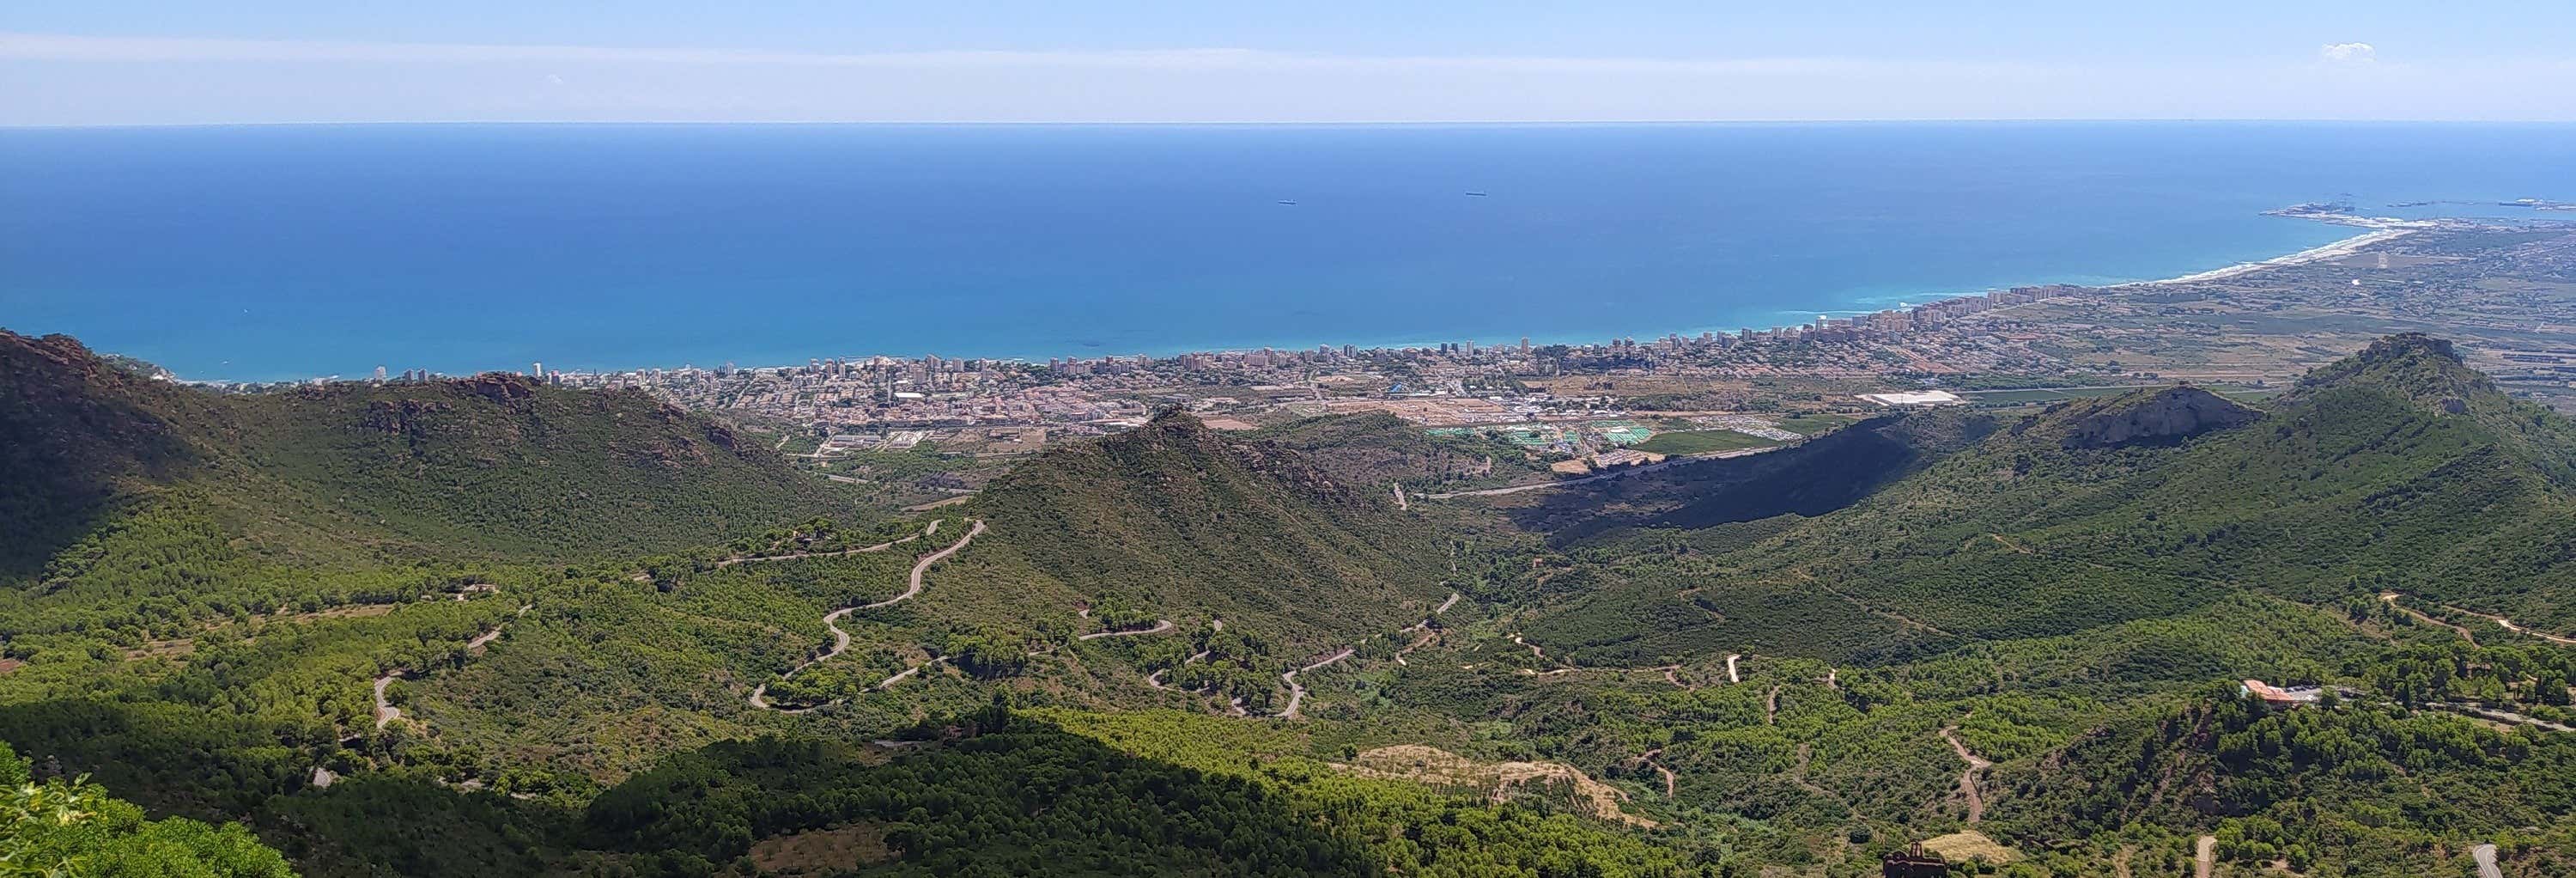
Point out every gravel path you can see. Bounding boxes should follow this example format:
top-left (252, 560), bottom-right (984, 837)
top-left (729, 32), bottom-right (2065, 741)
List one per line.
top-left (750, 520), bottom-right (986, 711)
top-left (1940, 724), bottom-right (1993, 824)
top-left (1079, 619), bottom-right (1175, 640)
top-left (1278, 649), bottom-right (1355, 718)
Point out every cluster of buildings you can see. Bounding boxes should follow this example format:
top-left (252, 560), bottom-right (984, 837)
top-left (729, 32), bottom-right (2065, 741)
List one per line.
top-left (328, 283), bottom-right (2091, 452)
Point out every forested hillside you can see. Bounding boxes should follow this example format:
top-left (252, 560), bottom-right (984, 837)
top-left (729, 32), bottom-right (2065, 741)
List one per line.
top-left (963, 410), bottom-right (1467, 652)
top-left (1512, 334), bottom-right (2576, 673)
top-left (8, 330), bottom-right (2576, 878)
top-left (1, 329), bottom-right (858, 640)
top-left (1, 330), bottom-right (851, 571)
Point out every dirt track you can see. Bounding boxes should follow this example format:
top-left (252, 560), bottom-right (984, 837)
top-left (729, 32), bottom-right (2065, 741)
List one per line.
top-left (1940, 724), bottom-right (1993, 824)
top-left (1278, 649), bottom-right (1355, 718)
top-left (1079, 619), bottom-right (1175, 640)
top-left (750, 520), bottom-right (986, 712)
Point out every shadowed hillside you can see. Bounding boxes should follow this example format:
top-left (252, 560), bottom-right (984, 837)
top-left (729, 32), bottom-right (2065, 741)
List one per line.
top-left (963, 410), bottom-right (1458, 652)
top-left (1512, 334), bottom-right (2576, 667)
top-left (1, 329), bottom-right (852, 570)
top-left (1497, 409), bottom-right (2002, 545)
top-left (1, 328), bottom-right (859, 637)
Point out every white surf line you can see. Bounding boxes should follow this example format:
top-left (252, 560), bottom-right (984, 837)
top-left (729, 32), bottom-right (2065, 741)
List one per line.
top-left (1078, 619), bottom-right (1175, 640)
top-left (2124, 224), bottom-right (2419, 287)
top-left (1278, 649), bottom-right (1356, 718)
top-left (750, 520), bottom-right (987, 711)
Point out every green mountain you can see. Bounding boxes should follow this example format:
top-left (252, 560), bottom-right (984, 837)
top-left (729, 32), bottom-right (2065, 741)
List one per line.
top-left (2, 330), bottom-right (857, 636)
top-left (1522, 334), bottom-right (2576, 670)
top-left (2, 330), bottom-right (849, 568)
top-left (959, 410), bottom-right (1462, 653)
top-left (11, 331), bottom-right (2576, 878)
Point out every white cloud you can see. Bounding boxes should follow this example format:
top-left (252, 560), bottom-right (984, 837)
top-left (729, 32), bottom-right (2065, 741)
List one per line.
top-left (2320, 42), bottom-right (2377, 64)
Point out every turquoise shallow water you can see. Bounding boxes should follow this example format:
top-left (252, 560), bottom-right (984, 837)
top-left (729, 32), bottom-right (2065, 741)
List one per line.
top-left (2, 121), bottom-right (2570, 381)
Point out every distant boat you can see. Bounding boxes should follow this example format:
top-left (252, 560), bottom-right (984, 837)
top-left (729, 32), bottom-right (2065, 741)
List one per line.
top-left (1276, 199), bottom-right (1298, 205)
top-left (1464, 192), bottom-right (1490, 197)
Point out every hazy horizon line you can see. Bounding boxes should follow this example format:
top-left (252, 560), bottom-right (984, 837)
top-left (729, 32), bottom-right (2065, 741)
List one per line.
top-left (13, 118), bottom-right (2576, 131)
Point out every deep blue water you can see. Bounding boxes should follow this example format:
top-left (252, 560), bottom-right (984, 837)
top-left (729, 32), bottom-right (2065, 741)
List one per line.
top-left (3, 121), bottom-right (2571, 381)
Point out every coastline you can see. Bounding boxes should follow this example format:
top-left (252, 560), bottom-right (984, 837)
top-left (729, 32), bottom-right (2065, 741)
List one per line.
top-left (2118, 223), bottom-right (2419, 287)
top-left (149, 212), bottom-right (2429, 384)
top-left (668, 215), bottom-right (2426, 378)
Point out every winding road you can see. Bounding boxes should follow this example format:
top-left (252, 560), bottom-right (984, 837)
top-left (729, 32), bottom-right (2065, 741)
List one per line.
top-left (371, 601), bottom-right (529, 732)
top-left (2194, 835), bottom-right (2216, 878)
top-left (1146, 650), bottom-right (1212, 690)
top-left (2474, 843), bottom-right (2503, 878)
top-left (1079, 619), bottom-right (1175, 640)
top-left (1940, 723), bottom-right (1993, 824)
top-left (1637, 747), bottom-right (1677, 799)
top-left (749, 520), bottom-right (986, 712)
top-left (2380, 593), bottom-right (2477, 643)
top-left (712, 521), bottom-right (936, 568)
top-left (371, 675), bottom-right (402, 730)
top-left (1278, 649), bottom-right (1355, 718)
top-left (2383, 591), bottom-right (2576, 645)
top-left (1269, 591), bottom-right (1464, 718)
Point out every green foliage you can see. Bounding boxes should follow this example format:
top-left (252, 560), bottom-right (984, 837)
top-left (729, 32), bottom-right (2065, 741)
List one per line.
top-left (13, 332), bottom-right (2576, 878)
top-left (1, 329), bottom-right (857, 627)
top-left (1254, 413), bottom-right (1547, 491)
top-left (964, 412), bottom-right (1463, 652)
top-left (0, 740), bottom-right (295, 878)
top-left (1988, 681), bottom-right (2576, 877)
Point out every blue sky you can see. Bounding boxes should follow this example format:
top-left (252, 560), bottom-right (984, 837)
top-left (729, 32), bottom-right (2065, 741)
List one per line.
top-left (5, 2), bottom-right (2573, 124)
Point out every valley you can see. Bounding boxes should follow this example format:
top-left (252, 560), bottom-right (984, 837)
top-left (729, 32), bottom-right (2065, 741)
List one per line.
top-left (6, 326), bottom-right (2576, 877)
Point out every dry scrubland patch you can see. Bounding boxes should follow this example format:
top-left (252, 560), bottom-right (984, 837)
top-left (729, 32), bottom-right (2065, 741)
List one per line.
top-left (1919, 830), bottom-right (2017, 864)
top-left (1334, 744), bottom-right (1657, 828)
top-left (747, 823), bottom-right (893, 875)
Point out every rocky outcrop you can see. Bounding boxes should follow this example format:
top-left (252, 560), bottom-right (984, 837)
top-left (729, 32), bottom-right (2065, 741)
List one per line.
top-left (2059, 387), bottom-right (2258, 449)
top-left (461, 373), bottom-right (538, 406)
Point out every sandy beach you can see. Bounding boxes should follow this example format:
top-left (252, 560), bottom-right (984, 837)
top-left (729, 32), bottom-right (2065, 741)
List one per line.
top-left (2123, 223), bottom-right (2421, 287)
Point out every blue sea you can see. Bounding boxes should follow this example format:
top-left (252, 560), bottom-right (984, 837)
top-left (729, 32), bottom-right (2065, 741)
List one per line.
top-left (3, 121), bottom-right (2572, 381)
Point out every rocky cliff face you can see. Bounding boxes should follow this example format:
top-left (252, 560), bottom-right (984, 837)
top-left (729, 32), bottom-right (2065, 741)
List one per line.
top-left (2059, 387), bottom-right (2259, 449)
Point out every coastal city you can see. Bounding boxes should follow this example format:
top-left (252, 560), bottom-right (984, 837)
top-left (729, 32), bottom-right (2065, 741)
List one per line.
top-left (422, 283), bottom-right (2077, 471)
top-left (254, 211), bottom-right (2576, 505)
